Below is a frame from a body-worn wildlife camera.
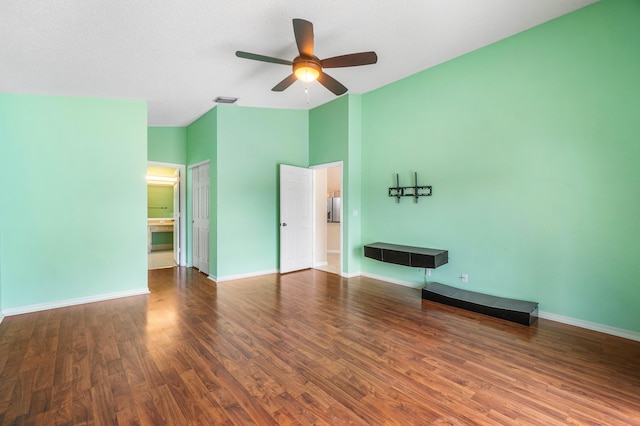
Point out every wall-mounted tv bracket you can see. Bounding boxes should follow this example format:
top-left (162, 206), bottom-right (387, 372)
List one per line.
top-left (388, 172), bottom-right (432, 203)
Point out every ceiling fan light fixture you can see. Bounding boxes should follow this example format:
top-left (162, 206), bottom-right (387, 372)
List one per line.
top-left (293, 61), bottom-right (321, 82)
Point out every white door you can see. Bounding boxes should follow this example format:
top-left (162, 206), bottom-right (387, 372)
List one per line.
top-left (173, 168), bottom-right (181, 265)
top-left (280, 164), bottom-right (313, 273)
top-left (192, 163), bottom-right (210, 274)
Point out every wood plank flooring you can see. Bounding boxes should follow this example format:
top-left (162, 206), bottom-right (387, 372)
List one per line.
top-left (1, 267), bottom-right (639, 425)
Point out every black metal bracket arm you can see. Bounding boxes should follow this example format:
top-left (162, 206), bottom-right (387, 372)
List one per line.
top-left (388, 172), bottom-right (432, 203)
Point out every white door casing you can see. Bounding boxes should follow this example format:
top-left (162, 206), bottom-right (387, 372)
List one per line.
top-left (173, 168), bottom-right (181, 265)
top-left (148, 161), bottom-right (187, 266)
top-left (310, 161), bottom-right (344, 276)
top-left (192, 163), bottom-right (210, 274)
top-left (280, 164), bottom-right (313, 274)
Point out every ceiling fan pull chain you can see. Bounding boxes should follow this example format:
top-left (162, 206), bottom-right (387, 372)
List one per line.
top-left (305, 86), bottom-right (310, 104)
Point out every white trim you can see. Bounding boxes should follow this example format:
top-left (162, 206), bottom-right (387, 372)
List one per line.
top-left (314, 261), bottom-right (328, 267)
top-left (188, 159), bottom-right (210, 169)
top-left (342, 271), bottom-right (362, 279)
top-left (0, 312), bottom-right (4, 325)
top-left (212, 269), bottom-right (279, 283)
top-left (1, 288), bottom-right (150, 317)
top-left (360, 272), bottom-right (423, 288)
top-left (539, 311), bottom-right (640, 342)
top-left (311, 168), bottom-right (318, 272)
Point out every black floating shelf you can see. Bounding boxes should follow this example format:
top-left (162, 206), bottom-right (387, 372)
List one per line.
top-left (364, 242), bottom-right (448, 269)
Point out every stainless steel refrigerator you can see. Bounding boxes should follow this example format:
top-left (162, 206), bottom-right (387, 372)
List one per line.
top-left (327, 197), bottom-right (341, 223)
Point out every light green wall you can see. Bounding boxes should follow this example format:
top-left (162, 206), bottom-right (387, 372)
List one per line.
top-left (0, 94), bottom-right (148, 309)
top-left (147, 185), bottom-right (173, 218)
top-left (347, 96), bottom-right (363, 274)
top-left (216, 105), bottom-right (308, 277)
top-left (0, 196), bottom-right (3, 312)
top-left (309, 95), bottom-right (362, 275)
top-left (360, 0), bottom-right (640, 332)
top-left (148, 127), bottom-right (187, 164)
top-left (186, 107), bottom-right (217, 273)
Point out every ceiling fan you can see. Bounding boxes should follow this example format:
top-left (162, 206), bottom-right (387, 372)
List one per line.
top-left (235, 19), bottom-right (378, 96)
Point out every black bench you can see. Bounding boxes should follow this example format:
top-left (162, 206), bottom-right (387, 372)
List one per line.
top-left (422, 282), bottom-right (538, 326)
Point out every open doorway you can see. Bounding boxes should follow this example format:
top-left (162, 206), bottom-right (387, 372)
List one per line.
top-left (312, 162), bottom-right (343, 275)
top-left (147, 162), bottom-right (186, 269)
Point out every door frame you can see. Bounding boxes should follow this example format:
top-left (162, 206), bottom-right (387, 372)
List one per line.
top-left (310, 161), bottom-right (344, 276)
top-left (148, 161), bottom-right (187, 266)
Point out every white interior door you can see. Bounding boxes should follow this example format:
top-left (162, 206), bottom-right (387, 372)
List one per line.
top-left (173, 168), bottom-right (181, 265)
top-left (280, 164), bottom-right (313, 274)
top-left (192, 163), bottom-right (210, 274)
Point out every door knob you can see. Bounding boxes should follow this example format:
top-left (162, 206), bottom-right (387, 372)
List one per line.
top-left (281, 223), bottom-right (287, 227)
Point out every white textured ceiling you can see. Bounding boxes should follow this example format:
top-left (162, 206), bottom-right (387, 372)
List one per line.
top-left (0, 0), bottom-right (597, 126)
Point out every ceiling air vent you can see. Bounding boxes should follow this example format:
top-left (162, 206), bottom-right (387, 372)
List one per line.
top-left (214, 96), bottom-right (238, 104)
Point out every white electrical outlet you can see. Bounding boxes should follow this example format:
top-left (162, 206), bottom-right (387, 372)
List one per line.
top-left (460, 273), bottom-right (468, 283)
top-left (425, 268), bottom-right (431, 276)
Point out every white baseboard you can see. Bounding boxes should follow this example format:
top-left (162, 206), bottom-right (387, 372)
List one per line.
top-left (211, 269), bottom-right (279, 283)
top-left (361, 272), bottom-right (640, 341)
top-left (1, 288), bottom-right (150, 317)
top-left (327, 250), bottom-right (340, 254)
top-left (314, 261), bottom-right (328, 267)
top-left (341, 271), bottom-right (361, 279)
top-left (538, 311), bottom-right (640, 342)
top-left (360, 272), bottom-right (422, 288)
top-left (0, 312), bottom-right (4, 325)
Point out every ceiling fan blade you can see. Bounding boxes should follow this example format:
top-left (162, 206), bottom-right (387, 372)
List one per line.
top-left (272, 74), bottom-right (298, 92)
top-left (293, 19), bottom-right (314, 57)
top-left (236, 51), bottom-right (292, 66)
top-left (317, 72), bottom-right (347, 96)
top-left (321, 51), bottom-right (378, 68)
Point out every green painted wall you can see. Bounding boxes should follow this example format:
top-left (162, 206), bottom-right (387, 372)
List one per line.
top-left (186, 107), bottom-right (217, 273)
top-left (0, 94), bottom-right (148, 309)
top-left (216, 105), bottom-right (308, 278)
top-left (147, 185), bottom-right (173, 218)
top-left (148, 127), bottom-right (187, 164)
top-left (360, 0), bottom-right (640, 332)
top-left (309, 95), bottom-right (362, 275)
top-left (309, 96), bottom-right (349, 165)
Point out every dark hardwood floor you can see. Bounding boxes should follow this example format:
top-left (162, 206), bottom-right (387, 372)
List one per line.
top-left (1, 267), bottom-right (639, 425)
